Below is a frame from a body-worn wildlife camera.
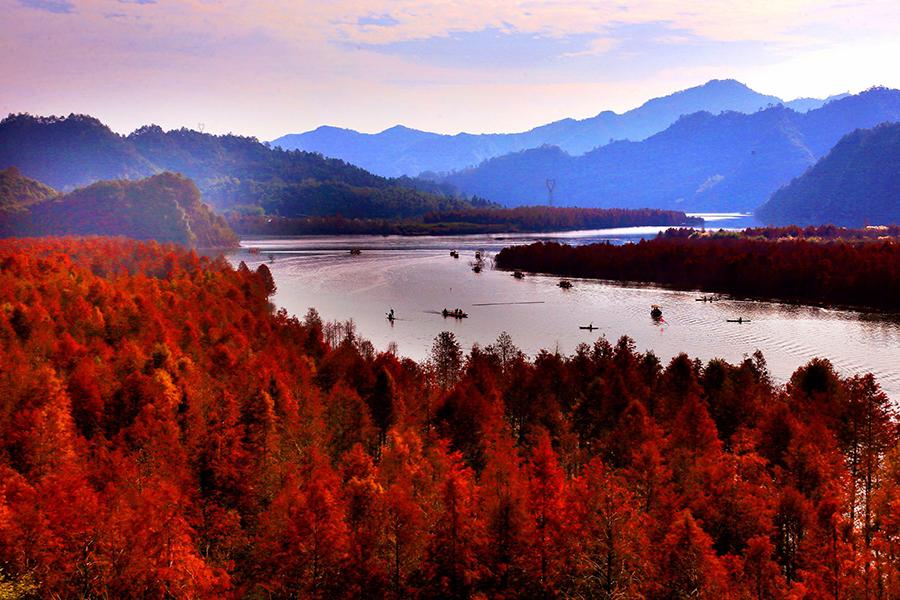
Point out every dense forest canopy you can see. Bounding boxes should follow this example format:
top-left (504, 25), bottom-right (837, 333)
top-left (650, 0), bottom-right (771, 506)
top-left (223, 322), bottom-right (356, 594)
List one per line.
top-left (0, 172), bottom-right (238, 247)
top-left (758, 123), bottom-right (900, 226)
top-left (495, 229), bottom-right (900, 310)
top-left (0, 113), bottom-right (476, 219)
top-left (1, 237), bottom-right (898, 597)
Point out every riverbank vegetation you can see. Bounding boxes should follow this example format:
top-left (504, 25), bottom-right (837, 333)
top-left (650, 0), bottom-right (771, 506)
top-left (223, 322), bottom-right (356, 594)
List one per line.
top-left (229, 206), bottom-right (701, 237)
top-left (496, 228), bottom-right (900, 310)
top-left (1, 237), bottom-right (898, 597)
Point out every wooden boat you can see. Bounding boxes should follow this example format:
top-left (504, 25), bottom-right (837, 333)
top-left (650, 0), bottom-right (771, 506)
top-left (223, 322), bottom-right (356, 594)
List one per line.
top-left (442, 308), bottom-right (468, 319)
top-left (558, 280), bottom-right (573, 289)
top-left (450, 250), bottom-right (460, 258)
top-left (650, 305), bottom-right (663, 320)
top-left (512, 270), bottom-right (525, 279)
top-left (579, 324), bottom-right (597, 331)
top-left (349, 248), bottom-right (362, 256)
top-left (695, 295), bottom-right (718, 302)
top-left (726, 317), bottom-right (750, 323)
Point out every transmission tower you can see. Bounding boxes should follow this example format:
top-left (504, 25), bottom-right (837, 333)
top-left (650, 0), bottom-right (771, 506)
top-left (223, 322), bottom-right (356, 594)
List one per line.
top-left (546, 179), bottom-right (556, 206)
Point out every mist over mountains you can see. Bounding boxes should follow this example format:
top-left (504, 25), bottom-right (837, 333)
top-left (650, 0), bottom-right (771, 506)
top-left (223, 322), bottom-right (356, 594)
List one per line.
top-left (0, 114), bottom-right (475, 220)
top-left (439, 87), bottom-right (900, 212)
top-left (273, 79), bottom-right (848, 178)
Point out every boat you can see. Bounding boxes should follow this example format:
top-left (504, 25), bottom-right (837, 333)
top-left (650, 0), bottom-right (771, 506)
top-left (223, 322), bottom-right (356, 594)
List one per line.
top-left (726, 317), bottom-right (750, 323)
top-left (442, 308), bottom-right (468, 319)
top-left (475, 251), bottom-right (482, 260)
top-left (472, 264), bottom-right (482, 273)
top-left (512, 270), bottom-right (525, 279)
top-left (558, 280), bottom-right (573, 289)
top-left (349, 248), bottom-right (362, 256)
top-left (450, 250), bottom-right (459, 258)
top-left (695, 295), bottom-right (718, 302)
top-left (386, 309), bottom-right (396, 322)
top-left (650, 305), bottom-right (663, 320)
top-left (579, 323), bottom-right (597, 331)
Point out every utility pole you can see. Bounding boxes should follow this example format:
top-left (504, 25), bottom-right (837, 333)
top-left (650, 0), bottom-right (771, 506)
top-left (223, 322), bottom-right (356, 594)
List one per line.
top-left (546, 179), bottom-right (556, 206)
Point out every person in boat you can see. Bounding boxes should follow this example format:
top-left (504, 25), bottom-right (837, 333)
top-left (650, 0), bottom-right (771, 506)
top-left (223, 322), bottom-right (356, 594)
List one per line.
top-left (650, 305), bottom-right (663, 320)
top-left (388, 308), bottom-right (395, 320)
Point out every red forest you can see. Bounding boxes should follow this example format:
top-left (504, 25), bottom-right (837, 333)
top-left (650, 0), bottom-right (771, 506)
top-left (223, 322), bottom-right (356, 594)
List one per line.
top-left (495, 232), bottom-right (900, 310)
top-left (1, 237), bottom-right (899, 598)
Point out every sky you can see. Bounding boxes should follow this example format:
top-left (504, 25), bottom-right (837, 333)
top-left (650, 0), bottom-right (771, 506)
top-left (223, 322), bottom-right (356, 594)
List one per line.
top-left (2, 0), bottom-right (899, 140)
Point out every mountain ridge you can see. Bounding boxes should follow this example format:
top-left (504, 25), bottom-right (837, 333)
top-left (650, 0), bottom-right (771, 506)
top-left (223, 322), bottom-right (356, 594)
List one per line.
top-left (438, 87), bottom-right (900, 213)
top-left (272, 79), bottom-right (844, 177)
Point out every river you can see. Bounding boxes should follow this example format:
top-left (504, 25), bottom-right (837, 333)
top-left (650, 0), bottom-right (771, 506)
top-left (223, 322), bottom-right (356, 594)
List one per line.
top-left (231, 217), bottom-right (900, 400)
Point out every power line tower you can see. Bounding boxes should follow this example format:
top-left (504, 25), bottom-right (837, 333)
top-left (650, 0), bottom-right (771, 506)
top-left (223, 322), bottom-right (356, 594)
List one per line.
top-left (546, 179), bottom-right (556, 206)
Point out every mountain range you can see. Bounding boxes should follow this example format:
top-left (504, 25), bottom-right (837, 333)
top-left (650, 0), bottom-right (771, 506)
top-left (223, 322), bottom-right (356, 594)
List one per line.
top-left (0, 114), bottom-right (474, 220)
top-left (757, 123), bottom-right (900, 226)
top-left (272, 79), bottom-right (848, 178)
top-left (438, 87), bottom-right (900, 212)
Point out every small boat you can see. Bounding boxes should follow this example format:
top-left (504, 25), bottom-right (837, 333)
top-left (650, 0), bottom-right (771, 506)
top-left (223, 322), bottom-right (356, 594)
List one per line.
top-left (726, 317), bottom-right (750, 324)
top-left (349, 248), bottom-right (362, 256)
top-left (650, 305), bottom-right (663, 320)
top-left (512, 270), bottom-right (525, 279)
top-left (472, 264), bottom-right (482, 273)
top-left (579, 323), bottom-right (597, 331)
top-left (450, 250), bottom-right (460, 258)
top-left (558, 280), bottom-right (573, 289)
top-left (695, 295), bottom-right (717, 302)
top-left (442, 308), bottom-right (468, 319)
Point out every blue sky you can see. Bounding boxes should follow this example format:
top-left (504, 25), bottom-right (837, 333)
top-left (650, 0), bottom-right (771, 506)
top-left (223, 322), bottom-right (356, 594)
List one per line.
top-left (2, 0), bottom-right (898, 139)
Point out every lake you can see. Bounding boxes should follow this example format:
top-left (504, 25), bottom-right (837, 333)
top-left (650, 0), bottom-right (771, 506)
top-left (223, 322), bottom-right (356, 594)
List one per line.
top-left (231, 218), bottom-right (900, 400)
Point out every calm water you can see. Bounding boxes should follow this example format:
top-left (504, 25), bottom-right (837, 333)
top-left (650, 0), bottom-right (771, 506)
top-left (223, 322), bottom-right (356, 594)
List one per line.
top-left (231, 219), bottom-right (900, 400)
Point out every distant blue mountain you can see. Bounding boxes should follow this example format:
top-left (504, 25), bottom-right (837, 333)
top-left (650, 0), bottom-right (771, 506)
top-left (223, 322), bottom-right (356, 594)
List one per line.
top-left (438, 88), bottom-right (900, 213)
top-left (273, 79), bottom-right (799, 177)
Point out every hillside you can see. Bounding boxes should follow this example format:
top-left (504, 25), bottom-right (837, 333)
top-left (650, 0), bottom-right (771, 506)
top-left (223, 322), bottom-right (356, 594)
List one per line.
top-left (272, 79), bottom-right (789, 177)
top-left (440, 87), bottom-right (900, 212)
top-left (757, 123), bottom-right (900, 226)
top-left (3, 172), bottom-right (239, 247)
top-left (0, 166), bottom-right (58, 212)
top-left (0, 114), bottom-right (473, 218)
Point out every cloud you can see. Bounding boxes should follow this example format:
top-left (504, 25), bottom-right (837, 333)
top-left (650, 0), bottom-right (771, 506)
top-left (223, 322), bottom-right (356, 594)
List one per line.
top-left (357, 14), bottom-right (398, 27)
top-left (18, 0), bottom-right (73, 13)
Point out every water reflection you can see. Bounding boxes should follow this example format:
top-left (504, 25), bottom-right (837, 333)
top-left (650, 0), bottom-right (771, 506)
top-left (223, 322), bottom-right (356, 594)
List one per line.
top-left (231, 223), bottom-right (899, 400)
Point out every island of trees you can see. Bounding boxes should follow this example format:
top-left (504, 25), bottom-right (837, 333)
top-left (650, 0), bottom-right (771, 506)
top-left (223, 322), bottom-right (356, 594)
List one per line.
top-left (496, 227), bottom-right (900, 310)
top-left (1, 236), bottom-right (898, 598)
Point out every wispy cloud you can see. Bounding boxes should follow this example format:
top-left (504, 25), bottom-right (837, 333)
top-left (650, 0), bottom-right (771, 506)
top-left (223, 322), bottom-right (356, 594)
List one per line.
top-left (18, 0), bottom-right (73, 14)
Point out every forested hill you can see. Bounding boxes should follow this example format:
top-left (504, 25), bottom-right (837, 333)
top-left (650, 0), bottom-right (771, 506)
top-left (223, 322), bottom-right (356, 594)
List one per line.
top-left (757, 123), bottom-right (900, 226)
top-left (0, 166), bottom-right (59, 211)
top-left (1, 171), bottom-right (239, 247)
top-left (440, 87), bottom-right (900, 213)
top-left (0, 113), bottom-right (475, 219)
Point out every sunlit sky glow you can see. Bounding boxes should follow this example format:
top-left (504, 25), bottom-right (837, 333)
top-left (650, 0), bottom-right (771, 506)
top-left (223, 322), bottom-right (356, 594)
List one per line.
top-left (2, 0), bottom-right (898, 139)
